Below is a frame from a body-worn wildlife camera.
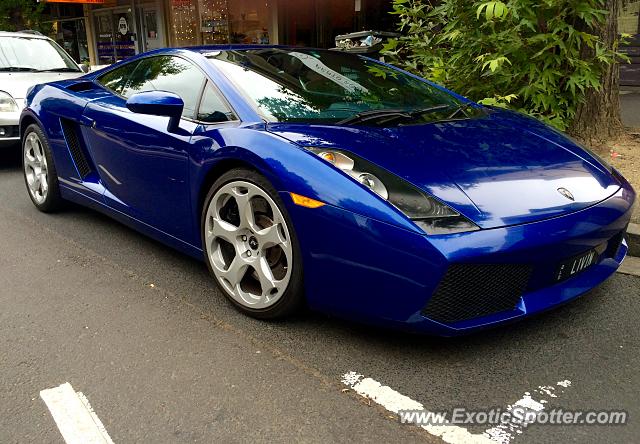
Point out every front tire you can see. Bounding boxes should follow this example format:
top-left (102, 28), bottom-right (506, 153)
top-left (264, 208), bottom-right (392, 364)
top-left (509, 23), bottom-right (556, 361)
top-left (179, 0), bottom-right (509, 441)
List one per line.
top-left (23, 124), bottom-right (63, 212)
top-left (201, 168), bottom-right (304, 319)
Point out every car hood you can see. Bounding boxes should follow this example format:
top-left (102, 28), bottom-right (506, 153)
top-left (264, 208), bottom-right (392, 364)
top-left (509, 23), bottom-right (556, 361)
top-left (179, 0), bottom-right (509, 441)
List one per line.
top-left (0, 72), bottom-right (82, 101)
top-left (267, 109), bottom-right (621, 229)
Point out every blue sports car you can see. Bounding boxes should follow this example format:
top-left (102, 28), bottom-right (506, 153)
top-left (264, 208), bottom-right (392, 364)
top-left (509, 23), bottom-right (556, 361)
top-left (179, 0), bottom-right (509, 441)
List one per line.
top-left (20, 46), bottom-right (635, 335)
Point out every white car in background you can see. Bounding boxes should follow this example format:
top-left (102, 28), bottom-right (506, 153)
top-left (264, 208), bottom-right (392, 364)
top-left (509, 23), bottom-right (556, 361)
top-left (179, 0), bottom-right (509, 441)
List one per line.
top-left (0, 31), bottom-right (86, 147)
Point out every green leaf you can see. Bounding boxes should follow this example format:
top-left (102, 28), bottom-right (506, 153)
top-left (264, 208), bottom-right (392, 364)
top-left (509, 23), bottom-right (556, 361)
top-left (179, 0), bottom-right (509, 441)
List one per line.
top-left (476, 1), bottom-right (508, 21)
top-left (381, 0), bottom-right (616, 131)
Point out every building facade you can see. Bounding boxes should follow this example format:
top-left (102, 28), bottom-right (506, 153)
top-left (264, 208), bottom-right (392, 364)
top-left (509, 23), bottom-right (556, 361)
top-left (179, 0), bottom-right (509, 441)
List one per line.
top-left (45, 0), bottom-right (640, 86)
top-left (42, 0), bottom-right (394, 66)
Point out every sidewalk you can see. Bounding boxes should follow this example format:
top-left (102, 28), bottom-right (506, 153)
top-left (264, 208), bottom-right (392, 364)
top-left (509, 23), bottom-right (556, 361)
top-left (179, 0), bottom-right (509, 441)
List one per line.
top-left (620, 91), bottom-right (640, 128)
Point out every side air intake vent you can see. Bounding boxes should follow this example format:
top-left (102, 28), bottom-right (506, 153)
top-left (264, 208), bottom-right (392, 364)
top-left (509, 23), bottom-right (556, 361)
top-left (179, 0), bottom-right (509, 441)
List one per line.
top-left (422, 264), bottom-right (532, 323)
top-left (60, 118), bottom-right (92, 178)
top-left (66, 80), bottom-right (98, 92)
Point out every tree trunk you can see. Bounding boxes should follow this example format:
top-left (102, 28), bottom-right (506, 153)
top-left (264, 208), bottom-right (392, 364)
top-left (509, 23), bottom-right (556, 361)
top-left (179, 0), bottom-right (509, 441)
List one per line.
top-left (568, 0), bottom-right (623, 146)
top-left (9, 7), bottom-right (27, 31)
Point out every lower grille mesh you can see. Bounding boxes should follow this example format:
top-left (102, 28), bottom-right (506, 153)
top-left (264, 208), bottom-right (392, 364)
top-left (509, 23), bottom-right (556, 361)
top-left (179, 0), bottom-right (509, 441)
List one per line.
top-left (606, 228), bottom-right (626, 258)
top-left (60, 119), bottom-right (92, 178)
top-left (422, 264), bottom-right (532, 323)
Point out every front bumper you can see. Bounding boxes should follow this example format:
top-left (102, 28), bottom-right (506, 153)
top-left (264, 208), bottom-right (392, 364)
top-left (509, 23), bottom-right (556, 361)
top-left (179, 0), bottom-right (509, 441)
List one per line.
top-left (285, 184), bottom-right (635, 336)
top-left (0, 110), bottom-right (20, 146)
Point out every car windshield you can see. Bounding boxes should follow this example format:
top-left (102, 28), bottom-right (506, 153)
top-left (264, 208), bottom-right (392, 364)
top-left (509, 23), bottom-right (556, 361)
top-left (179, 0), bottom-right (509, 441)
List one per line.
top-left (207, 48), bottom-right (462, 124)
top-left (0, 36), bottom-right (79, 72)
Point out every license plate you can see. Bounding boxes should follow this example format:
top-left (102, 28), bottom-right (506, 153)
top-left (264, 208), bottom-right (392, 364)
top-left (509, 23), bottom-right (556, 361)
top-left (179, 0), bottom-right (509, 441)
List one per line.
top-left (555, 249), bottom-right (598, 282)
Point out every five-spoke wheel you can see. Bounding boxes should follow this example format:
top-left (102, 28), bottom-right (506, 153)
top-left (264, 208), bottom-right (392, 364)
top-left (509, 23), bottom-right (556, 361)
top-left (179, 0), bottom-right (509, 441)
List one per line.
top-left (202, 169), bottom-right (303, 318)
top-left (22, 124), bottom-right (62, 212)
top-left (24, 131), bottom-right (49, 204)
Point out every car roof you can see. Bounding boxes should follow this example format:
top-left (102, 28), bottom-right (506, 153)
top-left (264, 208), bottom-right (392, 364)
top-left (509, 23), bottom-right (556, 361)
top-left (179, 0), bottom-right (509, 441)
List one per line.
top-left (0, 31), bottom-right (51, 40)
top-left (181, 45), bottom-right (328, 53)
top-left (99, 45), bottom-right (331, 68)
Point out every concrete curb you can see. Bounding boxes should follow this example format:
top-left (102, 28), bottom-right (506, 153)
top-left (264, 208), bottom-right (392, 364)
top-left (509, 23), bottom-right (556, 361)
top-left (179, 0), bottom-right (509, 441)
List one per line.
top-left (628, 223), bottom-right (640, 258)
top-left (618, 255), bottom-right (640, 277)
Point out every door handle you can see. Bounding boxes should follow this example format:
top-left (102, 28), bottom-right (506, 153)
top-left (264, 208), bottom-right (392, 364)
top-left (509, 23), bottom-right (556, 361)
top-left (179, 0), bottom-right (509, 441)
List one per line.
top-left (79, 116), bottom-right (96, 128)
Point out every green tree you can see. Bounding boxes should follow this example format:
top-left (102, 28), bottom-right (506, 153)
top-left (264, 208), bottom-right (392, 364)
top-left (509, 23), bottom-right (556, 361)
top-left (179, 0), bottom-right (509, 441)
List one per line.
top-left (382, 0), bottom-right (625, 143)
top-left (0, 0), bottom-right (50, 34)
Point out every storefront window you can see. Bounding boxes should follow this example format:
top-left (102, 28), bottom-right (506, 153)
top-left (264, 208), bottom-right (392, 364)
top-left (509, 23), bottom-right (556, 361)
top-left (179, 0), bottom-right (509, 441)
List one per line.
top-left (171, 0), bottom-right (199, 46)
top-left (169, 0), bottom-right (273, 47)
top-left (95, 13), bottom-right (116, 64)
top-left (94, 10), bottom-right (137, 65)
top-left (199, 0), bottom-right (230, 44)
top-left (171, 0), bottom-right (198, 46)
top-left (144, 11), bottom-right (159, 41)
top-left (50, 19), bottom-right (90, 64)
top-left (228, 0), bottom-right (270, 44)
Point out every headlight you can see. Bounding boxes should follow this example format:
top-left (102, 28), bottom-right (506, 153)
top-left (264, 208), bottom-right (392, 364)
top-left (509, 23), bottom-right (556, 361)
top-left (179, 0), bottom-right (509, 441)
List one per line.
top-left (0, 91), bottom-right (19, 113)
top-left (308, 148), bottom-right (479, 235)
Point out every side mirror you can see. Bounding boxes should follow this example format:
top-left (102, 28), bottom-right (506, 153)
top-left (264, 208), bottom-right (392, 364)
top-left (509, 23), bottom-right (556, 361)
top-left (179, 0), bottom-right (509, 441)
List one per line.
top-left (80, 64), bottom-right (90, 73)
top-left (126, 90), bottom-right (184, 133)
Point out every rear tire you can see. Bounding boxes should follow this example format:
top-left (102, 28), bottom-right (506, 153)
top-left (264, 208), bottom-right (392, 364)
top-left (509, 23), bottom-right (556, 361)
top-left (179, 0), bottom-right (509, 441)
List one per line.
top-left (201, 168), bottom-right (304, 319)
top-left (23, 124), bottom-right (63, 212)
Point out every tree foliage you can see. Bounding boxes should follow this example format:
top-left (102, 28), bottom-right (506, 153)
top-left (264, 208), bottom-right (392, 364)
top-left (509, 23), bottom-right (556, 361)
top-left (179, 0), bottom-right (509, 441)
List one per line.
top-left (382, 0), bottom-right (625, 130)
top-left (0, 0), bottom-right (50, 34)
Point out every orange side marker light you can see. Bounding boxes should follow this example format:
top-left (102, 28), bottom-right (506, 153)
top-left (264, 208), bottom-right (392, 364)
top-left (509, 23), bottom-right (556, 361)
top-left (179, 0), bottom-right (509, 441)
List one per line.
top-left (290, 192), bottom-right (325, 208)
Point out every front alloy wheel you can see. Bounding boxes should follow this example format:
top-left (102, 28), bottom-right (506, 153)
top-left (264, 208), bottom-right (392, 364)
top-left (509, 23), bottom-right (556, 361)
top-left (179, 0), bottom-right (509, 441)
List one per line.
top-left (202, 169), bottom-right (303, 318)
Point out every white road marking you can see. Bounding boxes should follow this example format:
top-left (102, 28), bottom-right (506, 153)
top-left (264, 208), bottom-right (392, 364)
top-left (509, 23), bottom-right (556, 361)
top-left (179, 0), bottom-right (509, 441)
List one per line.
top-left (342, 372), bottom-right (572, 444)
top-left (483, 380), bottom-right (571, 444)
top-left (40, 382), bottom-right (114, 444)
top-left (342, 372), bottom-right (494, 444)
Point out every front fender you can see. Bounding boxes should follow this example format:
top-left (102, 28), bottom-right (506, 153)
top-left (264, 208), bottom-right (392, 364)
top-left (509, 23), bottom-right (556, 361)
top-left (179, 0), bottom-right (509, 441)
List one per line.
top-left (189, 126), bottom-right (419, 242)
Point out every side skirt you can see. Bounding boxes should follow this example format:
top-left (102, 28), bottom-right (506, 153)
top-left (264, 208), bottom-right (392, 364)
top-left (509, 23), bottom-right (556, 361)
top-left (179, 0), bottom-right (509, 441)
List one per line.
top-left (59, 184), bottom-right (205, 261)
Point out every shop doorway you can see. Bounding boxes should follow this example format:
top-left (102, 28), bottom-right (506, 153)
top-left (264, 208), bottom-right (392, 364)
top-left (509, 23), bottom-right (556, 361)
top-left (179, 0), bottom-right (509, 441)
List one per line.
top-left (140, 4), bottom-right (167, 51)
top-left (279, 0), bottom-right (356, 48)
top-left (94, 8), bottom-right (138, 65)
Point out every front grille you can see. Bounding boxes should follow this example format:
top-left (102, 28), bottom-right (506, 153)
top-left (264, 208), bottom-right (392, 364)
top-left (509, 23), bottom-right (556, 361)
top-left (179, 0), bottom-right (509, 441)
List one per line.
top-left (60, 119), bottom-right (92, 178)
top-left (422, 264), bottom-right (533, 323)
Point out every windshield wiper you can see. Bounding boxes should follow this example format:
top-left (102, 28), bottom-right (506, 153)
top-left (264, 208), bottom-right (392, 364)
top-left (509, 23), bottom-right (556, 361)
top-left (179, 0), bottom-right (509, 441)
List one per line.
top-left (445, 102), bottom-right (479, 120)
top-left (0, 67), bottom-right (39, 72)
top-left (337, 104), bottom-right (452, 126)
top-left (39, 67), bottom-right (81, 73)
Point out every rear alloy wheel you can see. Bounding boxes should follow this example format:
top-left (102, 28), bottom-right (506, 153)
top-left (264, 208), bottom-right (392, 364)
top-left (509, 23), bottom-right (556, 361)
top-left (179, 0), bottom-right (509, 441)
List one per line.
top-left (202, 169), bottom-right (303, 318)
top-left (23, 124), bottom-right (63, 212)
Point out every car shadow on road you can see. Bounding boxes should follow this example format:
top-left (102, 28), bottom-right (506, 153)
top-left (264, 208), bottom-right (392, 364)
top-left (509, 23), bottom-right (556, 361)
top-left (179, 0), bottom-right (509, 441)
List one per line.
top-left (56, 198), bottom-right (610, 358)
top-left (0, 146), bottom-right (21, 170)
top-left (4, 159), bottom-right (619, 362)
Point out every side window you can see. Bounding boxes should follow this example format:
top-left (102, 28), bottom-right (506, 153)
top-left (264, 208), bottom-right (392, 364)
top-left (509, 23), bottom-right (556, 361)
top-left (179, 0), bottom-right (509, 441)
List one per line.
top-left (197, 82), bottom-right (236, 123)
top-left (121, 55), bottom-right (206, 119)
top-left (96, 61), bottom-right (140, 95)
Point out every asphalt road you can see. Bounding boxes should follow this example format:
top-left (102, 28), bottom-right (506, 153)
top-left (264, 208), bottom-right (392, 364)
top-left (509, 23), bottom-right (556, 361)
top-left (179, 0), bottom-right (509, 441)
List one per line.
top-left (0, 148), bottom-right (638, 443)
